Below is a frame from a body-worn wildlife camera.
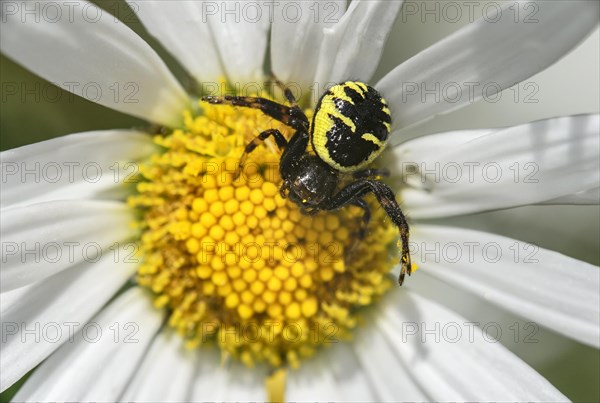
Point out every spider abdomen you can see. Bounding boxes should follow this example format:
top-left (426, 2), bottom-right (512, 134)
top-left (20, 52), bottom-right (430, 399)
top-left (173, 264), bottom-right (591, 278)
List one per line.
top-left (311, 81), bottom-right (392, 172)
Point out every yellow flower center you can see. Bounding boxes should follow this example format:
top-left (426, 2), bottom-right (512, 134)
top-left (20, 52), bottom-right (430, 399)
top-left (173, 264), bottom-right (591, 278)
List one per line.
top-left (128, 94), bottom-right (397, 369)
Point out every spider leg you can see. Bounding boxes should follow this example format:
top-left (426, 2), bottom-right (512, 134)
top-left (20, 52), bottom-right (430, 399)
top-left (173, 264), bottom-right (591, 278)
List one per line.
top-left (352, 168), bottom-right (391, 180)
top-left (279, 181), bottom-right (290, 199)
top-left (280, 130), bottom-right (309, 173)
top-left (351, 199), bottom-right (371, 240)
top-left (345, 199), bottom-right (372, 261)
top-left (202, 95), bottom-right (309, 132)
top-left (321, 179), bottom-right (412, 285)
top-left (236, 128), bottom-right (288, 180)
top-left (268, 73), bottom-right (299, 106)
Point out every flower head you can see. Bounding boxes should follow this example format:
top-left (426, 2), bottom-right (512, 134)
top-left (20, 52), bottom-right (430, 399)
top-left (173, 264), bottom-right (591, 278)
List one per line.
top-left (130, 98), bottom-right (397, 369)
top-left (1, 0), bottom-right (599, 401)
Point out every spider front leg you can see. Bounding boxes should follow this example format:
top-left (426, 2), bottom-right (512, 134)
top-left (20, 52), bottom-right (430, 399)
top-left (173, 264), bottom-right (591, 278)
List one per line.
top-left (352, 168), bottom-right (391, 180)
top-left (321, 179), bottom-right (413, 286)
top-left (201, 95), bottom-right (308, 132)
top-left (268, 73), bottom-right (299, 107)
top-left (236, 128), bottom-right (288, 180)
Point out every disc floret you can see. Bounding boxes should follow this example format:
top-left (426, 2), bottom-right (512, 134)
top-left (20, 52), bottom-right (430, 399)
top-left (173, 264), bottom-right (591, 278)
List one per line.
top-left (129, 97), bottom-right (397, 369)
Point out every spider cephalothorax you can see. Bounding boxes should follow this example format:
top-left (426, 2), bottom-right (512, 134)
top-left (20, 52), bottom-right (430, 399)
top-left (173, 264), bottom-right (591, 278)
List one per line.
top-left (202, 79), bottom-right (413, 284)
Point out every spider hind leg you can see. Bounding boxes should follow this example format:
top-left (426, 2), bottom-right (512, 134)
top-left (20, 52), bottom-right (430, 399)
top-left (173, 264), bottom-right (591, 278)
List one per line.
top-left (321, 179), bottom-right (412, 285)
top-left (352, 199), bottom-right (371, 240)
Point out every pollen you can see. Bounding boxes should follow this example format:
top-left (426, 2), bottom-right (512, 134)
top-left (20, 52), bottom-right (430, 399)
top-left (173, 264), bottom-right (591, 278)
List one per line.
top-left (128, 94), bottom-right (397, 369)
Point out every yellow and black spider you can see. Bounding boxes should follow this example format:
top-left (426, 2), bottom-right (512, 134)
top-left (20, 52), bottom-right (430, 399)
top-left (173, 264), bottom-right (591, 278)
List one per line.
top-left (202, 79), bottom-right (412, 285)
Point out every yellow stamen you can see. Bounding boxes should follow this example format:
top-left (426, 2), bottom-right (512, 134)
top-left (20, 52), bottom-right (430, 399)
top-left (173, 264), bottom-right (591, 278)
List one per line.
top-left (128, 93), bottom-right (397, 370)
top-left (266, 369), bottom-right (287, 402)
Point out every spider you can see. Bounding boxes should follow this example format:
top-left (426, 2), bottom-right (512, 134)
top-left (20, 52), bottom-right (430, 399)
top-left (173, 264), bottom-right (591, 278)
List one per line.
top-left (202, 79), bottom-right (412, 285)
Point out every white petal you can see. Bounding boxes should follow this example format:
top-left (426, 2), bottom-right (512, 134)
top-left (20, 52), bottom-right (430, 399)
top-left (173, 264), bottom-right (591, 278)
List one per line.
top-left (0, 200), bottom-right (135, 292)
top-left (189, 349), bottom-right (228, 400)
top-left (389, 127), bottom-right (492, 149)
top-left (223, 362), bottom-right (268, 402)
top-left (119, 332), bottom-right (197, 402)
top-left (376, 1), bottom-right (600, 130)
top-left (286, 353), bottom-right (338, 401)
top-left (0, 286), bottom-right (30, 318)
top-left (376, 289), bottom-right (568, 401)
top-left (313, 0), bottom-right (403, 97)
top-left (412, 225), bottom-right (600, 348)
top-left (406, 269), bottom-right (578, 370)
top-left (0, 245), bottom-right (137, 392)
top-left (130, 1), bottom-right (223, 84)
top-left (0, 0), bottom-right (189, 127)
top-left (0, 130), bottom-right (154, 209)
top-left (393, 114), bottom-right (600, 218)
top-left (204, 1), bottom-right (270, 83)
top-left (289, 332), bottom-right (426, 401)
top-left (326, 344), bottom-right (381, 401)
top-left (541, 186), bottom-right (600, 205)
top-left (12, 287), bottom-right (162, 402)
top-left (271, 0), bottom-right (346, 91)
top-left (189, 350), bottom-right (267, 401)
top-left (351, 327), bottom-right (428, 401)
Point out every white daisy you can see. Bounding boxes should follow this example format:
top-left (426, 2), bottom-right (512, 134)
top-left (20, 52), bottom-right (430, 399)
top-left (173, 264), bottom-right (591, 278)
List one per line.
top-left (1, 0), bottom-right (599, 401)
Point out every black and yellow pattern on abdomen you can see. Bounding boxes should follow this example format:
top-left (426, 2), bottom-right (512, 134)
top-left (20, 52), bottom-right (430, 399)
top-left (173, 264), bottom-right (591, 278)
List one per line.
top-left (311, 81), bottom-right (392, 172)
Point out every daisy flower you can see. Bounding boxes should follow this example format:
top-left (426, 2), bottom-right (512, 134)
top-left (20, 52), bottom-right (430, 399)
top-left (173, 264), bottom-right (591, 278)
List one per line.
top-left (1, 0), bottom-right (599, 401)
